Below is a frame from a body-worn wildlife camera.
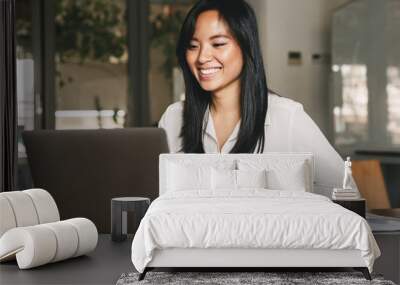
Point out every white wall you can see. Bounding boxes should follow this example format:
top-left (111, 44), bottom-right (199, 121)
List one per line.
top-left (247, 0), bottom-right (350, 137)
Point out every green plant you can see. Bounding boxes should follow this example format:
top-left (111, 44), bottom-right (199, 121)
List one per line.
top-left (55, 0), bottom-right (126, 87)
top-left (150, 8), bottom-right (187, 79)
top-left (55, 0), bottom-right (125, 63)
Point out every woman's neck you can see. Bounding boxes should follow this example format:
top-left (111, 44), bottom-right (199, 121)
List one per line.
top-left (210, 80), bottom-right (241, 117)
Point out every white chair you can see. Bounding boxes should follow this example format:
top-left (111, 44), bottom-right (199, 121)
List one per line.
top-left (0, 188), bottom-right (98, 269)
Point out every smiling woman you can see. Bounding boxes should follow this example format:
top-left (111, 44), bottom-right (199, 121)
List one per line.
top-left (174, 0), bottom-right (268, 154)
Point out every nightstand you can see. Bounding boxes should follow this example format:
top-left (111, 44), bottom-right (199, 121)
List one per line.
top-left (332, 198), bottom-right (366, 218)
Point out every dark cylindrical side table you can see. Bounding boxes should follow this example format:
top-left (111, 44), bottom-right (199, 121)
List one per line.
top-left (111, 197), bottom-right (150, 242)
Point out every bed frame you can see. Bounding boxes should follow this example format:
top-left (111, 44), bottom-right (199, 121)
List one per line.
top-left (139, 249), bottom-right (371, 280)
top-left (138, 154), bottom-right (372, 281)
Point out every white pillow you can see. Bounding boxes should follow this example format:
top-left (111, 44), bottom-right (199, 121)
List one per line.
top-left (211, 168), bottom-right (236, 190)
top-left (268, 164), bottom-right (307, 191)
top-left (211, 168), bottom-right (268, 190)
top-left (212, 159), bottom-right (237, 171)
top-left (167, 162), bottom-right (211, 191)
top-left (237, 160), bottom-right (308, 191)
top-left (236, 169), bottom-right (268, 189)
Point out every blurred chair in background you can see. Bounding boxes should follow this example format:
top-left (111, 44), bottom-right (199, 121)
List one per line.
top-left (352, 160), bottom-right (400, 218)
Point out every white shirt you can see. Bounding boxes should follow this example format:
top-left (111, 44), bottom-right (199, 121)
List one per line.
top-left (158, 94), bottom-right (357, 197)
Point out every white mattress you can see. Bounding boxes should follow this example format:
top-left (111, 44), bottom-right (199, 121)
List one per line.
top-left (131, 190), bottom-right (380, 273)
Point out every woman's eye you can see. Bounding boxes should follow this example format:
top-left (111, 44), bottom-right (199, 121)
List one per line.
top-left (188, 44), bottom-right (198, 50)
top-left (213, 43), bottom-right (227, 47)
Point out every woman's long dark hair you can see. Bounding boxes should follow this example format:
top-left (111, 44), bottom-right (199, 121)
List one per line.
top-left (177, 0), bottom-right (269, 153)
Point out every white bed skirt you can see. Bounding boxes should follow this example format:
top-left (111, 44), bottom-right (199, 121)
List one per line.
top-left (148, 248), bottom-right (366, 268)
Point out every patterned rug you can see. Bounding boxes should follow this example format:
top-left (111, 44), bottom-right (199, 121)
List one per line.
top-left (116, 271), bottom-right (396, 285)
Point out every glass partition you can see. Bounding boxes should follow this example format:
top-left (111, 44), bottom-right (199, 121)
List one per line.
top-left (331, 0), bottom-right (400, 152)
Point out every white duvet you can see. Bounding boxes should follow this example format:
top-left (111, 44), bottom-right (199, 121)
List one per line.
top-left (131, 190), bottom-right (380, 273)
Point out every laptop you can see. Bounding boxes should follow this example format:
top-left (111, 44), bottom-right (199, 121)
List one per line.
top-left (23, 128), bottom-right (169, 233)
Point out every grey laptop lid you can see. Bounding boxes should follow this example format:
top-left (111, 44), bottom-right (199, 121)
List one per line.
top-left (23, 128), bottom-right (169, 233)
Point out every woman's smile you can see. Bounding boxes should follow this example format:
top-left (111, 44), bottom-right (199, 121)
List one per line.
top-left (198, 66), bottom-right (222, 80)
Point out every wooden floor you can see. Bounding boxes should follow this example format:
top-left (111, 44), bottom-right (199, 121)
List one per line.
top-left (0, 234), bottom-right (133, 285)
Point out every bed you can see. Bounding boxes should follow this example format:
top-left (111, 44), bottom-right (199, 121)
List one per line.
top-left (131, 153), bottom-right (380, 280)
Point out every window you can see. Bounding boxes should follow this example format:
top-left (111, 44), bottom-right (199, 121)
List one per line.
top-left (332, 64), bottom-right (368, 146)
top-left (387, 66), bottom-right (400, 144)
top-left (54, 0), bottom-right (128, 129)
top-left (331, 0), bottom-right (400, 153)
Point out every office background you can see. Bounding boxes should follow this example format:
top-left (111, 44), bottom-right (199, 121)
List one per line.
top-left (1, 0), bottom-right (399, 208)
